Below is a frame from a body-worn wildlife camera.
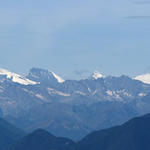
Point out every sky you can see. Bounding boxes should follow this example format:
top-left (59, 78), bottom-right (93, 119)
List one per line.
top-left (0, 0), bottom-right (150, 79)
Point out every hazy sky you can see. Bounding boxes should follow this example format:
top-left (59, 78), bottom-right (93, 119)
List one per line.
top-left (1, 0), bottom-right (150, 79)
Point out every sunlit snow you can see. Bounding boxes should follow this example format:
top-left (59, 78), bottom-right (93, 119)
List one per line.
top-left (92, 71), bottom-right (103, 79)
top-left (135, 74), bottom-right (150, 84)
top-left (51, 71), bottom-right (65, 83)
top-left (0, 68), bottom-right (38, 85)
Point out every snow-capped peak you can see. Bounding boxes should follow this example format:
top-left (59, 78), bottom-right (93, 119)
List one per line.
top-left (92, 71), bottom-right (103, 80)
top-left (50, 71), bottom-right (65, 83)
top-left (134, 73), bottom-right (150, 84)
top-left (0, 68), bottom-right (38, 85)
top-left (27, 68), bottom-right (65, 83)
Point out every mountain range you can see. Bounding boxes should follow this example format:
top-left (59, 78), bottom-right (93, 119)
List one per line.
top-left (4, 113), bottom-right (150, 150)
top-left (0, 67), bottom-right (150, 140)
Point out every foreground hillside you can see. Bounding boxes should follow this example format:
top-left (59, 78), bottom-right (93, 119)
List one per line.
top-left (78, 113), bottom-right (150, 150)
top-left (0, 118), bottom-right (25, 150)
top-left (8, 113), bottom-right (150, 150)
top-left (10, 129), bottom-right (76, 150)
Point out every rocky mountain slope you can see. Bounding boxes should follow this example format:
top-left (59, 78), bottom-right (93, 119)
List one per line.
top-left (0, 67), bottom-right (150, 139)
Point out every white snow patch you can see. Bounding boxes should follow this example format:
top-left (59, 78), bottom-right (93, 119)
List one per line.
top-left (106, 90), bottom-right (113, 96)
top-left (22, 88), bottom-right (36, 95)
top-left (55, 91), bottom-right (70, 96)
top-left (35, 94), bottom-right (45, 100)
top-left (138, 93), bottom-right (146, 97)
top-left (135, 74), bottom-right (150, 84)
top-left (47, 88), bottom-right (70, 96)
top-left (92, 71), bottom-right (103, 80)
top-left (0, 68), bottom-right (38, 85)
top-left (116, 90), bottom-right (132, 97)
top-left (75, 91), bottom-right (86, 96)
top-left (7, 101), bottom-right (13, 105)
top-left (92, 90), bottom-right (98, 95)
top-left (22, 88), bottom-right (48, 101)
top-left (0, 86), bottom-right (4, 92)
top-left (51, 71), bottom-right (65, 83)
top-left (106, 90), bottom-right (122, 100)
top-left (88, 87), bottom-right (91, 93)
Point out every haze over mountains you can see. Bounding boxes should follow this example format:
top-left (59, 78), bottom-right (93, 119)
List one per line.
top-left (2, 113), bottom-right (150, 150)
top-left (78, 113), bottom-right (150, 150)
top-left (0, 67), bottom-right (150, 140)
top-left (0, 118), bottom-right (24, 150)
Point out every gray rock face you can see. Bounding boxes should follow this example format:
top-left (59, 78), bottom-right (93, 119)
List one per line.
top-left (0, 68), bottom-right (150, 140)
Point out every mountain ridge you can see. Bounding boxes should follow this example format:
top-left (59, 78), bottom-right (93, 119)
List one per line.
top-left (78, 113), bottom-right (150, 150)
top-left (0, 67), bottom-right (150, 140)
top-left (8, 113), bottom-right (150, 150)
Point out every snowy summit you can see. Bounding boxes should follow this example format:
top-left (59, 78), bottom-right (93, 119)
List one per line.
top-left (0, 68), bottom-right (38, 85)
top-left (27, 68), bottom-right (65, 84)
top-left (92, 71), bottom-right (103, 80)
top-left (135, 74), bottom-right (150, 84)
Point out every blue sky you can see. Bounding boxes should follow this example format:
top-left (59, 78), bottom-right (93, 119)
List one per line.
top-left (0, 0), bottom-right (150, 79)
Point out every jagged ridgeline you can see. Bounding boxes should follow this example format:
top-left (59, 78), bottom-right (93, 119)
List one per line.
top-left (0, 67), bottom-right (150, 140)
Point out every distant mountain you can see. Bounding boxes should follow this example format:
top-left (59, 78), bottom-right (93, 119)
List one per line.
top-left (91, 71), bottom-right (103, 79)
top-left (1, 67), bottom-right (150, 140)
top-left (78, 113), bottom-right (150, 150)
top-left (0, 68), bottom-right (37, 85)
top-left (0, 118), bottom-right (25, 150)
top-left (27, 68), bottom-right (65, 85)
top-left (10, 129), bottom-right (76, 150)
top-left (135, 73), bottom-right (150, 84)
